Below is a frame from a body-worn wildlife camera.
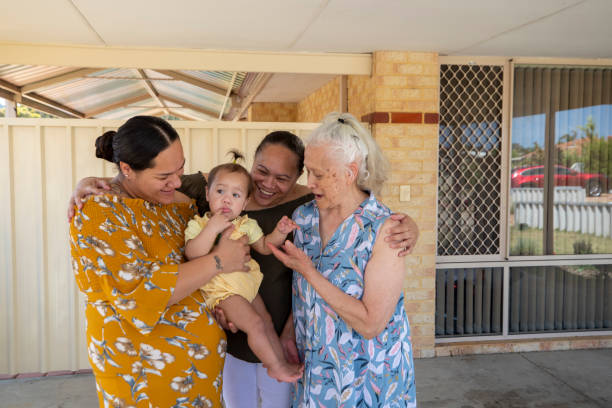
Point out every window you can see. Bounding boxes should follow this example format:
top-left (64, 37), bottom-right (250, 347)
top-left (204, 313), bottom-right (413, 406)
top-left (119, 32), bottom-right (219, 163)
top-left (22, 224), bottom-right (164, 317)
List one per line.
top-left (510, 66), bottom-right (612, 256)
top-left (436, 267), bottom-right (503, 337)
top-left (436, 61), bottom-right (612, 339)
top-left (509, 265), bottom-right (611, 334)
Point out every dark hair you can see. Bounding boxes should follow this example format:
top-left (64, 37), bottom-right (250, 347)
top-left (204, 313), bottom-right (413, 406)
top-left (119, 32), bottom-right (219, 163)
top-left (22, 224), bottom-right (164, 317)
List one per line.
top-left (254, 131), bottom-right (305, 175)
top-left (95, 116), bottom-right (179, 170)
top-left (207, 150), bottom-right (254, 197)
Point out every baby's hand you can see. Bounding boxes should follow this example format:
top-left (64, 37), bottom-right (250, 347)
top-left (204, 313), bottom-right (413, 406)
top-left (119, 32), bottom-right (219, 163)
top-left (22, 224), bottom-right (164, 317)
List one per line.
top-left (207, 213), bottom-right (232, 235)
top-left (275, 216), bottom-right (299, 235)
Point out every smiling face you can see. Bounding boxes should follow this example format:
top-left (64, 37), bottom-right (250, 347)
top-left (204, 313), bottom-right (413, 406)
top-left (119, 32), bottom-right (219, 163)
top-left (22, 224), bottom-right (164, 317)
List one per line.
top-left (206, 169), bottom-right (250, 220)
top-left (250, 143), bottom-right (301, 208)
top-left (304, 145), bottom-right (351, 210)
top-left (121, 139), bottom-right (185, 204)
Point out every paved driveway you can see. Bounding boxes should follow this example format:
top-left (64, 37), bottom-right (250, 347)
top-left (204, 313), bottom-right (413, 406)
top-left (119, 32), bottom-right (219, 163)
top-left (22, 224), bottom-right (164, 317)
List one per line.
top-left (1, 349), bottom-right (611, 407)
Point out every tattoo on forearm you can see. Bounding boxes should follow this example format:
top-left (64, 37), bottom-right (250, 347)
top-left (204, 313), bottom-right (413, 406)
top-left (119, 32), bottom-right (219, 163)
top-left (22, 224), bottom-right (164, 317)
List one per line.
top-left (214, 255), bottom-right (223, 271)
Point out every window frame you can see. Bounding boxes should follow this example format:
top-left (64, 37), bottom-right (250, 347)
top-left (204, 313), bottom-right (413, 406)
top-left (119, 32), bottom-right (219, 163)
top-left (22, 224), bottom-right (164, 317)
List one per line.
top-left (506, 59), bottom-right (612, 260)
top-left (436, 56), bottom-right (612, 342)
top-left (437, 56), bottom-right (612, 263)
top-left (436, 56), bottom-right (512, 263)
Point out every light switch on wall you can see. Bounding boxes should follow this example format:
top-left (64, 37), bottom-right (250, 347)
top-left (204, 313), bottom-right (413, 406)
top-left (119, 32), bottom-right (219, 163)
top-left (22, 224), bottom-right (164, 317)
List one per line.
top-left (400, 185), bottom-right (411, 202)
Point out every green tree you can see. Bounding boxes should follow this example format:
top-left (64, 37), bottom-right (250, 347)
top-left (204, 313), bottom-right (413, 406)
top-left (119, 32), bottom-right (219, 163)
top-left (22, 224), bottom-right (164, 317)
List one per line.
top-left (578, 117), bottom-right (611, 180)
top-left (559, 129), bottom-right (578, 144)
top-left (0, 104), bottom-right (56, 118)
top-left (581, 136), bottom-right (611, 179)
top-left (579, 116), bottom-right (598, 140)
top-left (557, 146), bottom-right (581, 169)
top-left (511, 141), bottom-right (545, 169)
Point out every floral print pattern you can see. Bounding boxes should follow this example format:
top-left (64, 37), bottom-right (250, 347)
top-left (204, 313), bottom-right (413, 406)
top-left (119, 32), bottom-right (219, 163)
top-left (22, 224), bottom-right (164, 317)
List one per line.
top-left (70, 195), bottom-right (225, 407)
top-left (292, 193), bottom-right (417, 407)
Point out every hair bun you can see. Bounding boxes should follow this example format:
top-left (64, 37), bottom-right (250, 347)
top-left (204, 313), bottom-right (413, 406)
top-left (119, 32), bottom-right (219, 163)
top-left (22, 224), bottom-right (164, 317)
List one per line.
top-left (95, 130), bottom-right (116, 162)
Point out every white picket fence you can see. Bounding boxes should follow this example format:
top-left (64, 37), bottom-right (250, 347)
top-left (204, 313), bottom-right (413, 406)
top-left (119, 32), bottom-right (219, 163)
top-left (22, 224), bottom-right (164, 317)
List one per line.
top-left (512, 188), bottom-right (612, 238)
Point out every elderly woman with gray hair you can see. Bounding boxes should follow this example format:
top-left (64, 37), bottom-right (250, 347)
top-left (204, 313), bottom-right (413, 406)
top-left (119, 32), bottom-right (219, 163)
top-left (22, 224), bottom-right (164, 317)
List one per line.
top-left (269, 113), bottom-right (417, 407)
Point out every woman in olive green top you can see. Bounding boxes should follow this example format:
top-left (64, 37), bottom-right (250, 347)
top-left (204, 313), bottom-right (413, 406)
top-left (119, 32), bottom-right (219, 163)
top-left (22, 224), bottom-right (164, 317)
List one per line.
top-left (69, 130), bottom-right (419, 408)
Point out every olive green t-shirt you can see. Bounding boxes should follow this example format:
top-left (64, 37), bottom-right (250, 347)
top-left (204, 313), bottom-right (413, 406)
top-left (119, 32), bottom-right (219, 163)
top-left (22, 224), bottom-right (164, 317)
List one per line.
top-left (178, 173), bottom-right (314, 363)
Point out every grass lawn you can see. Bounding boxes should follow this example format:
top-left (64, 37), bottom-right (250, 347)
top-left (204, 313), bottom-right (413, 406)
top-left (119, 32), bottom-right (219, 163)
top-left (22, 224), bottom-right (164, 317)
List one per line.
top-left (510, 226), bottom-right (612, 255)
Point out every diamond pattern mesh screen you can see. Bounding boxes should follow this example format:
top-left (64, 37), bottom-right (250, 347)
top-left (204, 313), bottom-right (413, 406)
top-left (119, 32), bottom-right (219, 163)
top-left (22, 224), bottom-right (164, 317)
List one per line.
top-left (437, 65), bottom-right (504, 256)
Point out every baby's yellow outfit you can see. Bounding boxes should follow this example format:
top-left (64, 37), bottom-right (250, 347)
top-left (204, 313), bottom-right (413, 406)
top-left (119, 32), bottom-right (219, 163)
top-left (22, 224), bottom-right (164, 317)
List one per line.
top-left (184, 213), bottom-right (264, 310)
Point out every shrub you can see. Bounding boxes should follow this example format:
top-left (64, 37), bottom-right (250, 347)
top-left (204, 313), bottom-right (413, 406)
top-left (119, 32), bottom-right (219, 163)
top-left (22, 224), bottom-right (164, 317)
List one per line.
top-left (573, 239), bottom-right (593, 255)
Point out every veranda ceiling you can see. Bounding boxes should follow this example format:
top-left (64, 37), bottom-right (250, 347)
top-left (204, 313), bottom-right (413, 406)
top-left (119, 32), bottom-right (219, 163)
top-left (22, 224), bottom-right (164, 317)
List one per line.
top-left (0, 64), bottom-right (259, 120)
top-left (0, 0), bottom-right (611, 119)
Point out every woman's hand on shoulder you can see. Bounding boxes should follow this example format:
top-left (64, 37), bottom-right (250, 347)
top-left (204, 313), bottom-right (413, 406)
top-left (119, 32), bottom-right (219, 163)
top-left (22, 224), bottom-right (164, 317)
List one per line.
top-left (384, 212), bottom-right (419, 256)
top-left (173, 190), bottom-right (192, 204)
top-left (67, 177), bottom-right (111, 221)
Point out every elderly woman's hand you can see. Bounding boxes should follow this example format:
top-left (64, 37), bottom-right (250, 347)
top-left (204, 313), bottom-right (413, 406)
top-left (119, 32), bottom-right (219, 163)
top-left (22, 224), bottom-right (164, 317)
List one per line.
top-left (67, 177), bottom-right (111, 220)
top-left (267, 240), bottom-right (315, 278)
top-left (385, 212), bottom-right (419, 256)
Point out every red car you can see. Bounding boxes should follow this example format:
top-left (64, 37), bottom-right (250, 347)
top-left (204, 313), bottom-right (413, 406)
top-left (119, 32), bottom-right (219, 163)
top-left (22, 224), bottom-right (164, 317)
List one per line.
top-left (511, 165), bottom-right (608, 197)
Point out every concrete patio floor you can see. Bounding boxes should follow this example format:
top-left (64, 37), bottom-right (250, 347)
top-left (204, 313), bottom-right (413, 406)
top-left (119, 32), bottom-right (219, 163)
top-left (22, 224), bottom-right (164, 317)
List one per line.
top-left (1, 348), bottom-right (610, 407)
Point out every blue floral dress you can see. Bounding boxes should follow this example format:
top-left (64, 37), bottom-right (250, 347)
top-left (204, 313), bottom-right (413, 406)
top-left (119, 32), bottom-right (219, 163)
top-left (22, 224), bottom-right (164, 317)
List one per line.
top-left (291, 193), bottom-right (417, 407)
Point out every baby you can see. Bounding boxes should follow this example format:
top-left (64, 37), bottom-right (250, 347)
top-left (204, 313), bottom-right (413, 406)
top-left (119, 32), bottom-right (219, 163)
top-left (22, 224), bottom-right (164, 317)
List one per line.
top-left (184, 151), bottom-right (302, 383)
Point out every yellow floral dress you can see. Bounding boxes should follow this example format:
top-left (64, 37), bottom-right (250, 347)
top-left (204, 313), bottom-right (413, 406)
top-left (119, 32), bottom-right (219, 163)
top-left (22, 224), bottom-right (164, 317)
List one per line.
top-left (70, 195), bottom-right (226, 408)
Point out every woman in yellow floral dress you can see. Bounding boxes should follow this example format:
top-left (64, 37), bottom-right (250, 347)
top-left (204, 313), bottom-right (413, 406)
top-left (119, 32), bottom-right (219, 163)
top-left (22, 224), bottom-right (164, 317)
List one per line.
top-left (69, 116), bottom-right (251, 408)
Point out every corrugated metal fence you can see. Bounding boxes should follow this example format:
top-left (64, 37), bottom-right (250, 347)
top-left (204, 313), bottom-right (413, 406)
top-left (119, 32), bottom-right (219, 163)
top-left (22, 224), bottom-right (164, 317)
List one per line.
top-left (510, 187), bottom-right (587, 204)
top-left (512, 187), bottom-right (612, 238)
top-left (514, 201), bottom-right (612, 238)
top-left (0, 118), bottom-right (317, 375)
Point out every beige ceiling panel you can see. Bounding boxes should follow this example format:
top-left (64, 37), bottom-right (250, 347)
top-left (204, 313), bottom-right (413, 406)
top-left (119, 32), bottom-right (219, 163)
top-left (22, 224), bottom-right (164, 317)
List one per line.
top-left (291, 0), bottom-right (588, 54)
top-left (0, 0), bottom-right (103, 45)
top-left (255, 73), bottom-right (337, 102)
top-left (459, 0), bottom-right (612, 58)
top-left (0, 0), bottom-right (610, 61)
top-left (73, 0), bottom-right (328, 50)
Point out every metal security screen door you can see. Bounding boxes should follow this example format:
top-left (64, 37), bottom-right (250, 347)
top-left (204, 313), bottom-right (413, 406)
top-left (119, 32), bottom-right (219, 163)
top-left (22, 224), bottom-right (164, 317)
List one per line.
top-left (437, 64), bottom-right (505, 257)
top-left (436, 62), bottom-right (507, 337)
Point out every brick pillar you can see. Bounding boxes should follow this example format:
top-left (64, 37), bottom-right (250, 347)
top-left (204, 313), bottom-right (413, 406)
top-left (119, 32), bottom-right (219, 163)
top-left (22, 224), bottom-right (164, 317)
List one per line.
top-left (297, 77), bottom-right (341, 122)
top-left (349, 51), bottom-right (439, 358)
